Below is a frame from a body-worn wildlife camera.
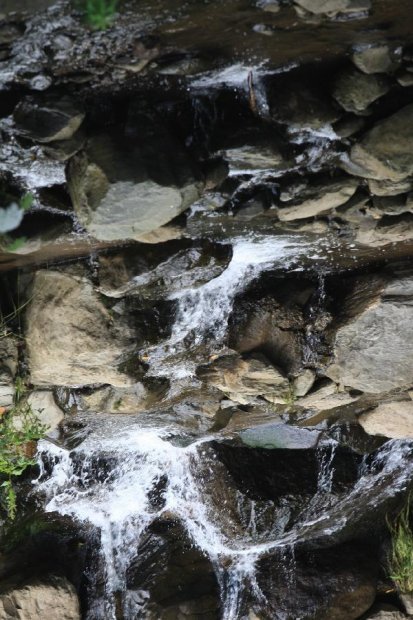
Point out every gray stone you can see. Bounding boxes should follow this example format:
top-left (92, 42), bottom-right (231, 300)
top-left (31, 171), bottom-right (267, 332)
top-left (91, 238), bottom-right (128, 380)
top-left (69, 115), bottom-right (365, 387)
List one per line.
top-left (346, 105), bottom-right (413, 181)
top-left (352, 44), bottom-right (400, 74)
top-left (368, 178), bottom-right (412, 197)
top-left (239, 422), bottom-right (321, 449)
top-left (333, 69), bottom-right (389, 114)
top-left (0, 575), bottom-right (80, 620)
top-left (26, 270), bottom-right (134, 387)
top-left (326, 277), bottom-right (413, 392)
top-left (278, 180), bottom-right (357, 221)
top-left (0, 385), bottom-right (13, 408)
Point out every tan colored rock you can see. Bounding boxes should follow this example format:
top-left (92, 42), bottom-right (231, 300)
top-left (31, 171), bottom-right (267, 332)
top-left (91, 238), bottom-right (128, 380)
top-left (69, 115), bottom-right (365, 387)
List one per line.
top-left (278, 180), bottom-right (357, 221)
top-left (359, 401), bottom-right (413, 438)
top-left (0, 576), bottom-right (80, 620)
top-left (81, 384), bottom-right (148, 413)
top-left (298, 380), bottom-right (356, 411)
top-left (197, 352), bottom-right (289, 405)
top-left (26, 270), bottom-right (133, 387)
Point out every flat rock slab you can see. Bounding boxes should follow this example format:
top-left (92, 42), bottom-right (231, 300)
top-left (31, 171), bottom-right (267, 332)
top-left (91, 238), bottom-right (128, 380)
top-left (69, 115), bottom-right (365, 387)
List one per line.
top-left (359, 401), bottom-right (413, 438)
top-left (239, 422), bottom-right (321, 449)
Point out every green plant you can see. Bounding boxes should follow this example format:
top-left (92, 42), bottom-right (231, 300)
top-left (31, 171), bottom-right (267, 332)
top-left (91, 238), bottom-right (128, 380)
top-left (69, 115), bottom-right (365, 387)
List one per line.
top-left (0, 382), bottom-right (48, 520)
top-left (83, 0), bottom-right (118, 29)
top-left (387, 497), bottom-right (413, 593)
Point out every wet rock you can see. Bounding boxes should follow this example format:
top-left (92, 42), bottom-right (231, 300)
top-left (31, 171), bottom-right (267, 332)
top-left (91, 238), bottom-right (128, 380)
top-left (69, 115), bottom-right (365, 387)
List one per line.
top-left (26, 270), bottom-right (134, 387)
top-left (359, 400), bottom-right (413, 439)
top-left (278, 179), bottom-right (357, 221)
top-left (326, 276), bottom-right (413, 392)
top-left (258, 542), bottom-right (377, 620)
top-left (269, 84), bottom-right (340, 130)
top-left (345, 105), bottom-right (413, 181)
top-left (397, 71), bottom-right (413, 87)
top-left (239, 422), bottom-right (320, 449)
top-left (67, 109), bottom-right (203, 242)
top-left (229, 296), bottom-right (305, 375)
top-left (0, 575), bottom-right (80, 620)
top-left (197, 352), bottom-right (289, 405)
top-left (13, 96), bottom-right (84, 143)
top-left (79, 383), bottom-right (149, 414)
top-left (352, 44), bottom-right (400, 74)
top-left (127, 517), bottom-right (219, 619)
top-left (332, 68), bottom-right (389, 114)
top-left (333, 114), bottom-right (366, 138)
top-left (366, 612), bottom-right (406, 620)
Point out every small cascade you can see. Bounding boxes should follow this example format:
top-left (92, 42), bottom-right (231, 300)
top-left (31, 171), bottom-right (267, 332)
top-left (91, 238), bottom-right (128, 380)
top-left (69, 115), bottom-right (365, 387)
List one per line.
top-left (145, 235), bottom-right (321, 379)
top-left (33, 418), bottom-right (413, 619)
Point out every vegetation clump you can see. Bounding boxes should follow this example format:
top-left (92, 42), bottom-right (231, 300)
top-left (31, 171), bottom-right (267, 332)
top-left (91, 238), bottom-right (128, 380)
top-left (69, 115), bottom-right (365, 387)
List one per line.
top-left (0, 380), bottom-right (48, 520)
top-left (82, 0), bottom-right (118, 29)
top-left (387, 497), bottom-right (413, 593)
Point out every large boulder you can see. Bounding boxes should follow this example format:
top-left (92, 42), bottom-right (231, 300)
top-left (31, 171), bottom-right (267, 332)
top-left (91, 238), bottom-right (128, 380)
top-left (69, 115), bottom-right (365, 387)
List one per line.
top-left (359, 400), bottom-right (413, 439)
top-left (326, 276), bottom-right (413, 393)
top-left (0, 575), bottom-right (80, 620)
top-left (345, 105), bottom-right (413, 181)
top-left (26, 270), bottom-right (134, 387)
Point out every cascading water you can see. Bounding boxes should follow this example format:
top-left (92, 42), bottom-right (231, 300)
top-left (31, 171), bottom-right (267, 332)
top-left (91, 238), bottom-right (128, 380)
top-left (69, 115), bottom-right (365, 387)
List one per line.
top-left (144, 235), bottom-right (323, 379)
top-left (34, 411), bottom-right (413, 620)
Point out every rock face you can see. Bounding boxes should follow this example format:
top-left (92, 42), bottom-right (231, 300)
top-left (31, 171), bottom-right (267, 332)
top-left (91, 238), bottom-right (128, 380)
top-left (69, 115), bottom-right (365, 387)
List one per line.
top-left (326, 277), bottom-right (413, 392)
top-left (26, 270), bottom-right (134, 387)
top-left (0, 576), bottom-right (80, 620)
top-left (346, 105), bottom-right (413, 181)
top-left (27, 390), bottom-right (64, 433)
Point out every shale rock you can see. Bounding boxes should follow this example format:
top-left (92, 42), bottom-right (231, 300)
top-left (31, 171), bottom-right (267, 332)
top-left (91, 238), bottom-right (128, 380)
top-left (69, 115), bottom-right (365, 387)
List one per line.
top-left (239, 422), bottom-right (320, 449)
top-left (13, 96), bottom-right (84, 143)
top-left (345, 105), bottom-right (413, 181)
top-left (332, 68), bottom-right (389, 114)
top-left (326, 276), bottom-right (413, 392)
top-left (26, 270), bottom-right (134, 387)
top-left (0, 575), bottom-right (80, 620)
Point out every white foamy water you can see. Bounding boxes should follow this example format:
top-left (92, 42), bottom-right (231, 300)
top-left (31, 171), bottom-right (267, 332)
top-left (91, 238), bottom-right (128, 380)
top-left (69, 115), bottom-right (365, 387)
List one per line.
top-left (145, 235), bottom-right (321, 379)
top-left (34, 421), bottom-right (413, 620)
